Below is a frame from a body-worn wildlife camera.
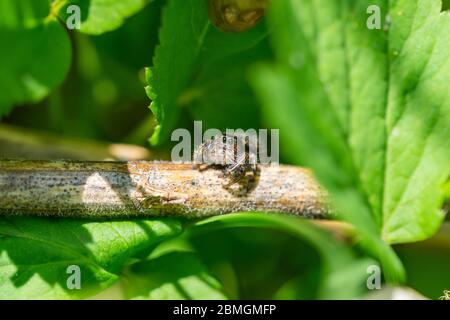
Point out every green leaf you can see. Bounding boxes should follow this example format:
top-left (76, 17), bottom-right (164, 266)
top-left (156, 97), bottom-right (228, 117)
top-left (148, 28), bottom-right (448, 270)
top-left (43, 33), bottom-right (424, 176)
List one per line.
top-left (184, 40), bottom-right (272, 131)
top-left (0, 217), bottom-right (183, 299)
top-left (147, 0), bottom-right (268, 145)
top-left (122, 251), bottom-right (228, 300)
top-left (0, 0), bottom-right (51, 29)
top-left (192, 213), bottom-right (376, 299)
top-left (251, 0), bottom-right (450, 281)
top-left (186, 224), bottom-right (320, 299)
top-left (0, 0), bottom-right (151, 115)
top-left (0, 18), bottom-right (71, 116)
top-left (382, 0), bottom-right (449, 243)
top-left (0, 0), bottom-right (52, 29)
top-left (60, 0), bottom-right (151, 35)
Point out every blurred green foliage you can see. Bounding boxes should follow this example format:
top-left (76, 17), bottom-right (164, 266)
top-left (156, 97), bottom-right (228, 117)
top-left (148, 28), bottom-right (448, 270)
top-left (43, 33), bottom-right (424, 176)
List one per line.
top-left (0, 0), bottom-right (449, 300)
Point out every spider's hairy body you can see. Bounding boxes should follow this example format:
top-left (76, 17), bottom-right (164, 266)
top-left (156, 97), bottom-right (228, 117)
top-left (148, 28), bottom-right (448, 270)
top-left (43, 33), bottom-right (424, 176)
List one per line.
top-left (194, 133), bottom-right (258, 188)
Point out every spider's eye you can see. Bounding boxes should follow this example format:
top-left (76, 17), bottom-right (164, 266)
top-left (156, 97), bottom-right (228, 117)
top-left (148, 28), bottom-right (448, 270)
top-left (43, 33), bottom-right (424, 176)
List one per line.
top-left (222, 136), bottom-right (227, 143)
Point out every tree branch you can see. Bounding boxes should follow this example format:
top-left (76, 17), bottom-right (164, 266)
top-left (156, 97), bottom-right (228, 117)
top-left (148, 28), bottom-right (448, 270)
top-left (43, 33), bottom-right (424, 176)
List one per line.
top-left (0, 160), bottom-right (329, 219)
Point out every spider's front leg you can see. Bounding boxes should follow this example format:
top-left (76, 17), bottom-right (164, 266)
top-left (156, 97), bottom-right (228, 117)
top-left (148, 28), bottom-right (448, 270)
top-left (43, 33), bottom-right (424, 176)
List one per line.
top-left (192, 144), bottom-right (207, 170)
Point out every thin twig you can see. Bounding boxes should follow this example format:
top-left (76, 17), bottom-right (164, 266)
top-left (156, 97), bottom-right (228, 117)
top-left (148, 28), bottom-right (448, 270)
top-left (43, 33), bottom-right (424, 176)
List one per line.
top-left (0, 124), bottom-right (161, 161)
top-left (0, 160), bottom-right (329, 219)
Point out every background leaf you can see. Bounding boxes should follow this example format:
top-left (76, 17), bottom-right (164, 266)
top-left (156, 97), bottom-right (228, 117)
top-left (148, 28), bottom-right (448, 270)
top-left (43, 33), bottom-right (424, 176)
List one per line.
top-left (0, 18), bottom-right (71, 117)
top-left (0, 217), bottom-right (182, 299)
top-left (122, 251), bottom-right (228, 300)
top-left (381, 0), bottom-right (449, 243)
top-left (60, 0), bottom-right (151, 35)
top-left (0, 0), bottom-right (153, 119)
top-left (147, 0), bottom-right (268, 145)
top-left (191, 213), bottom-right (377, 299)
top-left (0, 0), bottom-right (51, 29)
top-left (183, 39), bottom-right (272, 131)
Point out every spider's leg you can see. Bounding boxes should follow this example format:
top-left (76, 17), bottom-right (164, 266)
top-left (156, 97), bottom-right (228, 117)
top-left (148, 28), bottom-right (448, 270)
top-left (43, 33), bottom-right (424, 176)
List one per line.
top-left (222, 175), bottom-right (241, 187)
top-left (193, 144), bottom-right (205, 168)
top-left (221, 167), bottom-right (239, 187)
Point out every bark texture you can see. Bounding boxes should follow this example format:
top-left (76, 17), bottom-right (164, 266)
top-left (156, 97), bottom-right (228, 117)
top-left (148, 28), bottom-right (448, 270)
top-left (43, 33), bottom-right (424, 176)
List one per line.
top-left (0, 160), bottom-right (329, 219)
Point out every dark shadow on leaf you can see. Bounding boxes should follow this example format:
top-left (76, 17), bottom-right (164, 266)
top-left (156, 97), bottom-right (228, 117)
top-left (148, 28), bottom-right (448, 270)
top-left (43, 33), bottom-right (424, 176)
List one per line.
top-left (123, 251), bottom-right (227, 300)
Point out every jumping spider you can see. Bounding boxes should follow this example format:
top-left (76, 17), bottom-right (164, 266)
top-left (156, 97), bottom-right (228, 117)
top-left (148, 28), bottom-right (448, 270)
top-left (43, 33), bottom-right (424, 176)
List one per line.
top-left (193, 133), bottom-right (258, 191)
